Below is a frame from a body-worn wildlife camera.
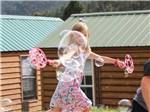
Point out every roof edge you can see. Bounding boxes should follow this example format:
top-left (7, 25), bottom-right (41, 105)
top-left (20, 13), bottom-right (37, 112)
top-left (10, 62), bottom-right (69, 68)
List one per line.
top-left (71, 10), bottom-right (150, 17)
top-left (0, 15), bottom-right (63, 21)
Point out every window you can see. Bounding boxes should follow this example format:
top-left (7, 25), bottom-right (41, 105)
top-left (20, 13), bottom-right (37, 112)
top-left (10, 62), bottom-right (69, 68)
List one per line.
top-left (21, 56), bottom-right (37, 100)
top-left (81, 59), bottom-right (95, 104)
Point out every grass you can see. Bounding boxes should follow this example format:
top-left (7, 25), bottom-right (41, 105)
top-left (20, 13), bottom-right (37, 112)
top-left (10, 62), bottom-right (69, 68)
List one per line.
top-left (39, 107), bottom-right (119, 112)
top-left (92, 107), bottom-right (119, 112)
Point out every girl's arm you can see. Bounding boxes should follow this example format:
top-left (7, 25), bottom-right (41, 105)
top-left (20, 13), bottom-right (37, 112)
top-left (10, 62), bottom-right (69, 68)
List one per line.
top-left (88, 51), bottom-right (115, 64)
top-left (141, 76), bottom-right (150, 112)
top-left (47, 59), bottom-right (61, 68)
top-left (88, 51), bottom-right (124, 68)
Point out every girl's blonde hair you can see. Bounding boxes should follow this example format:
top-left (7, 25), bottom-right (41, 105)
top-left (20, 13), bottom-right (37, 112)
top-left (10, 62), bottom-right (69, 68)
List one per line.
top-left (72, 20), bottom-right (89, 38)
top-left (72, 20), bottom-right (91, 53)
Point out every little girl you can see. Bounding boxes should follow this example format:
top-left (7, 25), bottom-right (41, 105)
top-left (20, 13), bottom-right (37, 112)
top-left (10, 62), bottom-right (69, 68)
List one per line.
top-left (48, 20), bottom-right (124, 112)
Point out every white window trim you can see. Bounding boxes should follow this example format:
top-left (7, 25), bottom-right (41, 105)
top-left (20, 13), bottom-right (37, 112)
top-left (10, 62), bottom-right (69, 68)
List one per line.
top-left (91, 59), bottom-right (96, 105)
top-left (82, 59), bottom-right (95, 105)
top-left (80, 85), bottom-right (93, 87)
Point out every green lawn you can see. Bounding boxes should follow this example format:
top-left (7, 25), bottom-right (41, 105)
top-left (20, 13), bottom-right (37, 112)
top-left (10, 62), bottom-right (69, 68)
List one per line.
top-left (92, 107), bottom-right (119, 112)
top-left (40, 107), bottom-right (119, 112)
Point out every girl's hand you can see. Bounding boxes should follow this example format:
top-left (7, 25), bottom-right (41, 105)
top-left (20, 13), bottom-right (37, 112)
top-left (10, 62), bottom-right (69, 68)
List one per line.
top-left (47, 60), bottom-right (61, 68)
top-left (114, 59), bottom-right (125, 69)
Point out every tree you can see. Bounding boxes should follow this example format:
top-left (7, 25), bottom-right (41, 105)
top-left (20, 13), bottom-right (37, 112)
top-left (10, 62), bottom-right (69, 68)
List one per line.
top-left (62, 1), bottom-right (83, 20)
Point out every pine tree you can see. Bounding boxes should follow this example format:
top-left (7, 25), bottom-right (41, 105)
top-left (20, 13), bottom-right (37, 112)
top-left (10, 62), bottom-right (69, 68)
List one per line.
top-left (62, 1), bottom-right (83, 20)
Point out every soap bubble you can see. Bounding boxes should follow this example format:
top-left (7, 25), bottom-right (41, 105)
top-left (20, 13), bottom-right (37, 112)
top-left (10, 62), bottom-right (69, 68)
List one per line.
top-left (0, 98), bottom-right (12, 112)
top-left (57, 30), bottom-right (88, 82)
top-left (95, 57), bottom-right (104, 67)
top-left (118, 99), bottom-right (132, 112)
top-left (58, 30), bottom-right (87, 69)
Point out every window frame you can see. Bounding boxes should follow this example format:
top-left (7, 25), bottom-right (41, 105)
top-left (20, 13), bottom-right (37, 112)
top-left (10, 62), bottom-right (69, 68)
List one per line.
top-left (20, 55), bottom-right (38, 101)
top-left (81, 59), bottom-right (95, 105)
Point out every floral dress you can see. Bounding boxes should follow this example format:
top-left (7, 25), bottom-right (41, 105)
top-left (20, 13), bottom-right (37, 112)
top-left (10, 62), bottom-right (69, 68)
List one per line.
top-left (49, 52), bottom-right (92, 112)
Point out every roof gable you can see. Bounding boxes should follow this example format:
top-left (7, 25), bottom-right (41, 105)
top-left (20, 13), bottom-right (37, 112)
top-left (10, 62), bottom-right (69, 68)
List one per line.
top-left (38, 10), bottom-right (150, 48)
top-left (0, 15), bottom-right (63, 51)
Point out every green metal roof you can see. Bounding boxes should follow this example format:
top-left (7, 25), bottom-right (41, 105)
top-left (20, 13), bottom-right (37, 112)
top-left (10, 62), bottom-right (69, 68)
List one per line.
top-left (0, 15), bottom-right (63, 51)
top-left (38, 10), bottom-right (150, 48)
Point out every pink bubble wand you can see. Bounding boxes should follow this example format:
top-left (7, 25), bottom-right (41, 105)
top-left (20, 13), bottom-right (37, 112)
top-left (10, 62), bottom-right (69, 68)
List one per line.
top-left (29, 48), bottom-right (53, 69)
top-left (115, 54), bottom-right (134, 77)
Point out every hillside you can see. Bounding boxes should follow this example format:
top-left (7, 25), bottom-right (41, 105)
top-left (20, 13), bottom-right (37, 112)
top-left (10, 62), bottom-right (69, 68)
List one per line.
top-left (1, 1), bottom-right (150, 20)
top-left (1, 1), bottom-right (69, 16)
